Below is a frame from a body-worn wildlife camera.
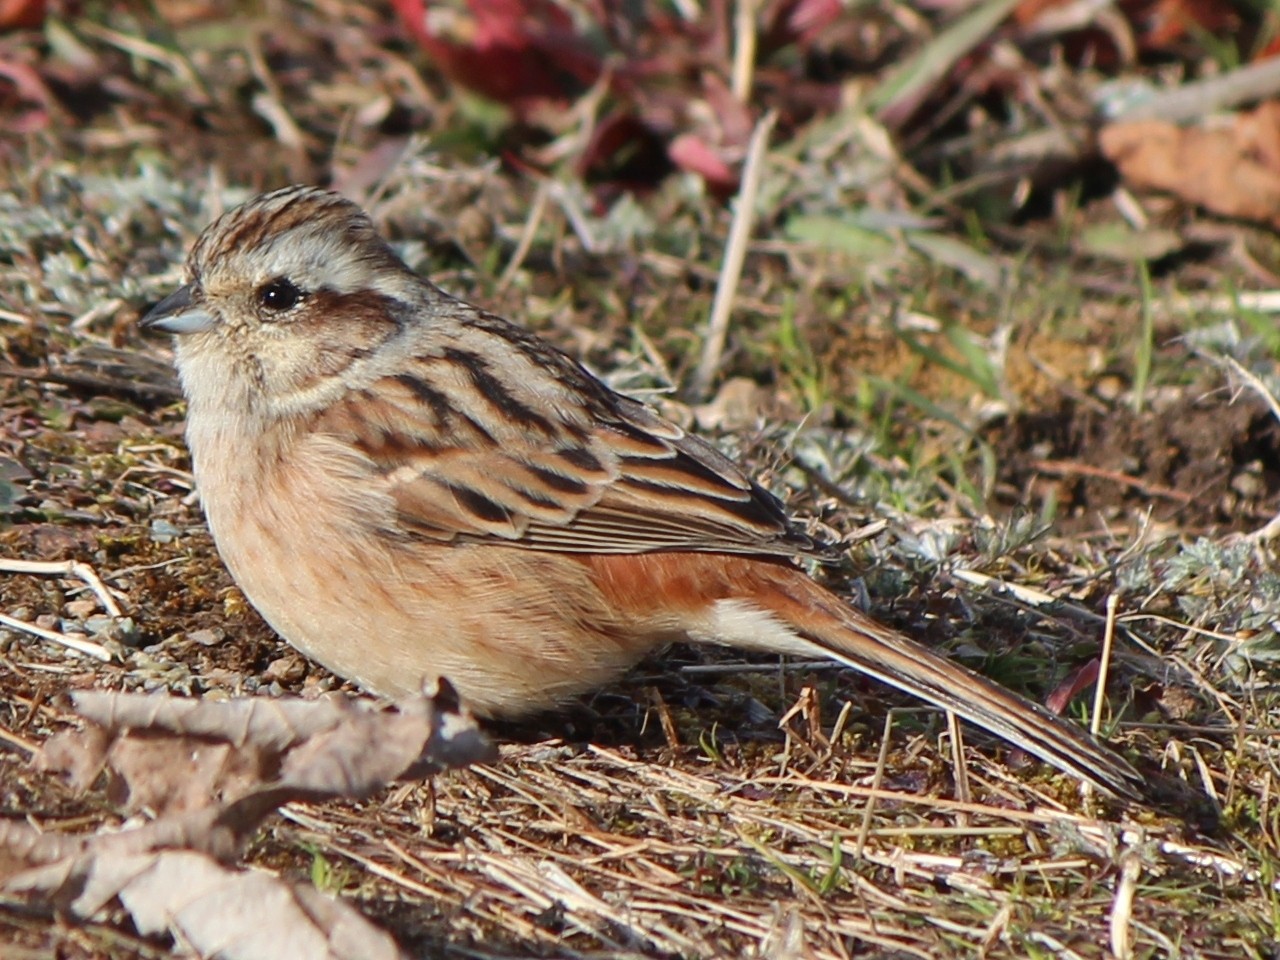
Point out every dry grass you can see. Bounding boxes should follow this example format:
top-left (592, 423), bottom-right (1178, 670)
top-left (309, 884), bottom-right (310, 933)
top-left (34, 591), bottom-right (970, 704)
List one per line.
top-left (3, 3), bottom-right (1280, 958)
top-left (275, 745), bottom-right (1266, 958)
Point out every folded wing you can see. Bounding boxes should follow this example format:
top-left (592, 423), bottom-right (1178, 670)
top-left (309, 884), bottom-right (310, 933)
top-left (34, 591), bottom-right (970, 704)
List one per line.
top-left (311, 316), bottom-right (830, 560)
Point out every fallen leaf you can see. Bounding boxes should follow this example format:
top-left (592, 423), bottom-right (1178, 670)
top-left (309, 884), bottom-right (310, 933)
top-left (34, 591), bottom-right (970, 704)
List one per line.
top-left (5, 684), bottom-right (491, 959)
top-left (1045, 658), bottom-right (1101, 716)
top-left (390, 0), bottom-right (601, 111)
top-left (0, 0), bottom-right (43, 31)
top-left (5, 844), bottom-right (404, 960)
top-left (1101, 104), bottom-right (1280, 228)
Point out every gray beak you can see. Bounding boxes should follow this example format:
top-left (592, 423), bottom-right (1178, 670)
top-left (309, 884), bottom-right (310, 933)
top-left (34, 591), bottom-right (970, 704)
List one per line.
top-left (140, 284), bottom-right (215, 334)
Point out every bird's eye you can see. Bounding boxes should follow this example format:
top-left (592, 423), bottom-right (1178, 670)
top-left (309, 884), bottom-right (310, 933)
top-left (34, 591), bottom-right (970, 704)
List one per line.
top-left (257, 278), bottom-right (303, 313)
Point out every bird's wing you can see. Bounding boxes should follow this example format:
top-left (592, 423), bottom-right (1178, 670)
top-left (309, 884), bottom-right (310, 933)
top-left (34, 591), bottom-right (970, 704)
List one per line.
top-left (311, 314), bottom-right (831, 559)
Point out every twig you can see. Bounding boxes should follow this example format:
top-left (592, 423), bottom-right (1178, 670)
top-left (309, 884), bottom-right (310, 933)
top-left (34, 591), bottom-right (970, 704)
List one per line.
top-left (950, 568), bottom-right (1059, 608)
top-left (1028, 458), bottom-right (1194, 504)
top-left (1027, 931), bottom-right (1090, 960)
top-left (1155, 290), bottom-right (1280, 317)
top-left (1083, 593), bottom-right (1121, 809)
top-left (0, 557), bottom-right (125, 618)
top-left (853, 710), bottom-right (896, 859)
top-left (248, 35), bottom-right (307, 152)
top-left (1109, 851), bottom-right (1141, 960)
top-left (1216, 353), bottom-right (1280, 424)
top-left (678, 660), bottom-right (842, 675)
top-left (547, 180), bottom-right (598, 254)
top-left (0, 557), bottom-right (122, 662)
top-left (0, 363), bottom-right (183, 401)
top-left (692, 109), bottom-right (778, 397)
top-left (76, 20), bottom-right (212, 105)
top-left (980, 903), bottom-right (1014, 955)
top-left (829, 699), bottom-right (854, 746)
top-left (497, 178), bottom-right (550, 292)
top-left (0, 612), bottom-right (114, 662)
top-left (790, 455), bottom-right (879, 513)
top-left (0, 724), bottom-right (37, 754)
top-left (1092, 594), bottom-right (1119, 741)
top-left (1111, 55), bottom-right (1280, 124)
top-left (946, 711), bottom-right (971, 816)
top-left (1115, 613), bottom-right (1242, 645)
top-left (731, 0), bottom-right (759, 103)
top-left (70, 297), bottom-right (124, 333)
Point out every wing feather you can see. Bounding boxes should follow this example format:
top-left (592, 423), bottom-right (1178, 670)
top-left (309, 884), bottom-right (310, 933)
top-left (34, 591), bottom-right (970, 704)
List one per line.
top-left (310, 316), bottom-right (832, 560)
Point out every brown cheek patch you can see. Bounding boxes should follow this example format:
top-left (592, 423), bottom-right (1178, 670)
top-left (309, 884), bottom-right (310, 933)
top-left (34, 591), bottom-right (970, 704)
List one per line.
top-left (302, 290), bottom-right (402, 341)
top-left (279, 290), bottom-right (402, 388)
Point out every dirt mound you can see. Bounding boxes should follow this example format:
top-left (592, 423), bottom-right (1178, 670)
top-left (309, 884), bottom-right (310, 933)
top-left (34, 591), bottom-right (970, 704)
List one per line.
top-left (990, 392), bottom-right (1280, 534)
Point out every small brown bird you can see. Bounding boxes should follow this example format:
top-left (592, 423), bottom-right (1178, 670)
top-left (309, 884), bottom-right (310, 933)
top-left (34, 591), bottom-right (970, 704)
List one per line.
top-left (142, 185), bottom-right (1142, 800)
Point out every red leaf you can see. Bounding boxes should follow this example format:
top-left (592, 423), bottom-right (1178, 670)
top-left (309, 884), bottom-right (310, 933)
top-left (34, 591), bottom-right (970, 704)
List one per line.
top-left (761, 0), bottom-right (843, 49)
top-left (1044, 659), bottom-right (1101, 716)
top-left (0, 59), bottom-right (53, 133)
top-left (390, 0), bottom-right (602, 110)
top-left (0, 0), bottom-right (44, 30)
top-left (668, 134), bottom-right (739, 193)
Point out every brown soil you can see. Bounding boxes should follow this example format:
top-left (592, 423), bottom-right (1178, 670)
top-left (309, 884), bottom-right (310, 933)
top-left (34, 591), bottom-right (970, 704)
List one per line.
top-left (988, 389), bottom-right (1280, 535)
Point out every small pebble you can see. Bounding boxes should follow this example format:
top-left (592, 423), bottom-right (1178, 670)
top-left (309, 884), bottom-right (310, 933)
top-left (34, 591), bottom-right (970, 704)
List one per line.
top-left (263, 655), bottom-right (306, 683)
top-left (187, 628), bottom-right (224, 647)
top-left (1232, 467), bottom-right (1264, 498)
top-left (113, 617), bottom-right (140, 645)
top-left (150, 519), bottom-right (182, 542)
top-left (64, 599), bottom-right (97, 618)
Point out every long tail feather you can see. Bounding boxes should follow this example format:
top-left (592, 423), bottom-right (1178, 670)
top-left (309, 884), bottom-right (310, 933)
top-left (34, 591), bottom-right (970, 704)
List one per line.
top-left (717, 568), bottom-right (1145, 801)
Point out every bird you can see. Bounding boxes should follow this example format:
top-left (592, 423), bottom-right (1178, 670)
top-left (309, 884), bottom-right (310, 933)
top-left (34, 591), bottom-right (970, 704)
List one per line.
top-left (140, 184), bottom-right (1144, 801)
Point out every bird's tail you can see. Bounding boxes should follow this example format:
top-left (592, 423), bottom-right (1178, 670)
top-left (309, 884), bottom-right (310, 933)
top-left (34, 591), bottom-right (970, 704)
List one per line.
top-left (709, 565), bottom-right (1145, 801)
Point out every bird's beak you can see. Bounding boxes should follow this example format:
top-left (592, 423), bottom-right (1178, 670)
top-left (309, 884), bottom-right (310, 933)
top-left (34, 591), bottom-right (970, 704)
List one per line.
top-left (140, 284), bottom-right (215, 334)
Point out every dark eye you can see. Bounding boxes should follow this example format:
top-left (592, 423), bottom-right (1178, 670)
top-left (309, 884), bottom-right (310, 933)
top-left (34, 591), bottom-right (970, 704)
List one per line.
top-left (257, 278), bottom-right (303, 313)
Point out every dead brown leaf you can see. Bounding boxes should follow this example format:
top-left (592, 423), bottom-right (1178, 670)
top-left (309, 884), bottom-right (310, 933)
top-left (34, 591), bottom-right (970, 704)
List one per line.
top-left (1100, 103), bottom-right (1280, 227)
top-left (2, 683), bottom-right (493, 959)
top-left (4, 844), bottom-right (404, 960)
